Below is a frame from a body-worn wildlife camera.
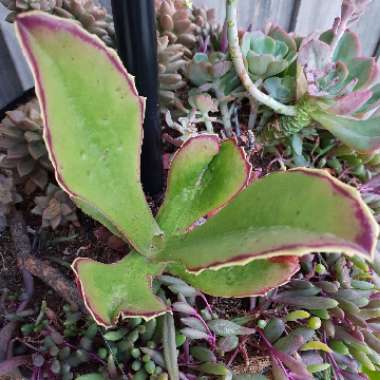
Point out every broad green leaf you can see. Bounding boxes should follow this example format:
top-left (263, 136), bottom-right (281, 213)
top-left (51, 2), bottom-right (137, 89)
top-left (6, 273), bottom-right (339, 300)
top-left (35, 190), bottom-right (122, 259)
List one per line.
top-left (16, 12), bottom-right (163, 255)
top-left (157, 169), bottom-right (378, 272)
top-left (157, 135), bottom-right (250, 235)
top-left (72, 252), bottom-right (168, 327)
top-left (311, 109), bottom-right (380, 152)
top-left (167, 257), bottom-right (299, 297)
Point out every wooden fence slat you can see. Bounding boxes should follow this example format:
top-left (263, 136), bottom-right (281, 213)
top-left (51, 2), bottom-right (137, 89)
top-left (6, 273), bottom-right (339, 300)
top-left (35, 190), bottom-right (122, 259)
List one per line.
top-left (0, 4), bottom-right (33, 110)
top-left (0, 15), bottom-right (33, 90)
top-left (192, 0), bottom-right (294, 30)
top-left (292, 0), bottom-right (341, 35)
top-left (2, 0), bottom-right (380, 112)
top-left (351, 1), bottom-right (380, 56)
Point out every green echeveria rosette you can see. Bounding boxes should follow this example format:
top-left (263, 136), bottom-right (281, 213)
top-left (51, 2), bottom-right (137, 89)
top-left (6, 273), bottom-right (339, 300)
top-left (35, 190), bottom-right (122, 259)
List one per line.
top-left (241, 31), bottom-right (297, 81)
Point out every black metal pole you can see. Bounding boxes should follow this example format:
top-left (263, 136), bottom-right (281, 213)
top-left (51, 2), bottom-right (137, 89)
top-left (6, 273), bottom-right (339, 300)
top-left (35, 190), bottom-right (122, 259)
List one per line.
top-left (111, 0), bottom-right (163, 196)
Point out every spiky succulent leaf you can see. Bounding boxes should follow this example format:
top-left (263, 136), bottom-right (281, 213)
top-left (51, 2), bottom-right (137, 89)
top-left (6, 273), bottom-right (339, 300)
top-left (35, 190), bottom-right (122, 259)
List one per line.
top-left (15, 12), bottom-right (163, 255)
top-left (157, 169), bottom-right (378, 272)
top-left (157, 135), bottom-right (250, 235)
top-left (311, 109), bottom-right (380, 152)
top-left (167, 257), bottom-right (300, 298)
top-left (72, 252), bottom-right (168, 327)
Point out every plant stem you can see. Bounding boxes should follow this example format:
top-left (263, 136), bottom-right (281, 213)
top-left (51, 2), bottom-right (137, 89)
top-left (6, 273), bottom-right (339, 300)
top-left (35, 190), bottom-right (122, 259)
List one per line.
top-left (225, 0), bottom-right (296, 116)
top-left (214, 86), bottom-right (233, 136)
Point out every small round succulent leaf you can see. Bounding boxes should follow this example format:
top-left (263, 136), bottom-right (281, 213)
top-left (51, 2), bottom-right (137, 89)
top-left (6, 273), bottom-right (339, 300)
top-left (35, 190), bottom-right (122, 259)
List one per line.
top-left (273, 40), bottom-right (289, 58)
top-left (251, 36), bottom-right (276, 55)
top-left (247, 52), bottom-right (273, 77)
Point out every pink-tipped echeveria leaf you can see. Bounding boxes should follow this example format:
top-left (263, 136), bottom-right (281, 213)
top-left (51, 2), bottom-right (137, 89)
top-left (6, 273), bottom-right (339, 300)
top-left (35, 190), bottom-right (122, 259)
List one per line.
top-left (157, 168), bottom-right (378, 273)
top-left (343, 57), bottom-right (379, 91)
top-left (157, 134), bottom-right (251, 235)
top-left (311, 109), bottom-right (380, 152)
top-left (72, 252), bottom-right (168, 328)
top-left (333, 31), bottom-right (361, 63)
top-left (15, 12), bottom-right (163, 256)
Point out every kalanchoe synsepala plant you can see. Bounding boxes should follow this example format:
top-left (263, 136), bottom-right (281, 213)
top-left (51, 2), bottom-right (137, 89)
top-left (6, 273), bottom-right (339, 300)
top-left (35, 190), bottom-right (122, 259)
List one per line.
top-left (15, 12), bottom-right (379, 328)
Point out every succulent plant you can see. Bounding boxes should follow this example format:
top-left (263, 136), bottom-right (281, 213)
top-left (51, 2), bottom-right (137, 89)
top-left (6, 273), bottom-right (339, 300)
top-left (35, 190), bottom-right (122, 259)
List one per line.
top-left (14, 12), bottom-right (379, 330)
top-left (241, 28), bottom-right (297, 80)
top-left (155, 0), bottom-right (201, 49)
top-left (0, 98), bottom-right (52, 194)
top-left (155, 1), bottom-right (218, 112)
top-left (5, 300), bottom-right (113, 380)
top-left (0, 171), bottom-right (22, 231)
top-left (0, 0), bottom-right (115, 46)
top-left (157, 35), bottom-right (189, 111)
top-left (31, 183), bottom-right (78, 230)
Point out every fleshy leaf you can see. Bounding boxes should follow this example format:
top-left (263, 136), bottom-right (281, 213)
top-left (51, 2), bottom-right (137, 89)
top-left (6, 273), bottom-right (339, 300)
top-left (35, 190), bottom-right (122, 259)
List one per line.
top-left (344, 58), bottom-right (379, 91)
top-left (167, 256), bottom-right (299, 298)
top-left (157, 135), bottom-right (250, 235)
top-left (333, 31), bottom-right (361, 63)
top-left (298, 40), bottom-right (331, 71)
top-left (329, 90), bottom-right (372, 115)
top-left (15, 12), bottom-right (163, 255)
top-left (72, 252), bottom-right (168, 328)
top-left (356, 83), bottom-right (380, 116)
top-left (311, 109), bottom-right (380, 152)
top-left (157, 169), bottom-right (378, 272)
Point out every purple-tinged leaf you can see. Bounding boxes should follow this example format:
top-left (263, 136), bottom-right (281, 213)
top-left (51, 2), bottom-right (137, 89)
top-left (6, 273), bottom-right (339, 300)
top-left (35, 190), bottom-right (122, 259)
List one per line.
top-left (333, 31), bottom-right (361, 62)
top-left (208, 319), bottom-right (255, 337)
top-left (274, 349), bottom-right (313, 380)
top-left (180, 317), bottom-right (207, 333)
top-left (329, 90), bottom-right (372, 115)
top-left (356, 83), bottom-right (380, 116)
top-left (181, 328), bottom-right (209, 340)
top-left (0, 355), bottom-right (31, 375)
top-left (172, 302), bottom-right (197, 315)
top-left (298, 40), bottom-right (331, 71)
top-left (345, 58), bottom-right (379, 91)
